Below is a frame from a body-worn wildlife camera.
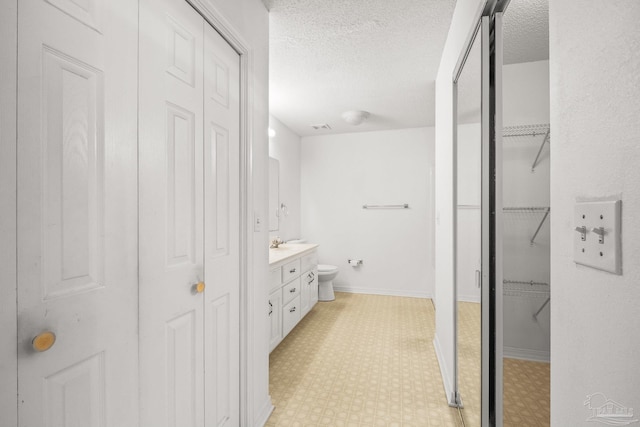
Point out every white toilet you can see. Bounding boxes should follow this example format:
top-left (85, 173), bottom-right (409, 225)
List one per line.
top-left (317, 264), bottom-right (339, 301)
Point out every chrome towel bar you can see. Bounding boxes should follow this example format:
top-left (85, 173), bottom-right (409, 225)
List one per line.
top-left (362, 204), bottom-right (409, 209)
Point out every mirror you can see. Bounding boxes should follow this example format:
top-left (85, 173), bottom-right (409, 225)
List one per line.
top-left (501, 1), bottom-right (550, 425)
top-left (455, 24), bottom-right (481, 427)
top-left (269, 157), bottom-right (280, 231)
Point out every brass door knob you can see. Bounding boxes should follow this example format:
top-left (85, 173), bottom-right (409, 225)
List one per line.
top-left (195, 281), bottom-right (206, 293)
top-left (32, 331), bottom-right (56, 352)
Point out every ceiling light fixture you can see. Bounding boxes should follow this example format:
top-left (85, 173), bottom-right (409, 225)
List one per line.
top-left (341, 110), bottom-right (370, 126)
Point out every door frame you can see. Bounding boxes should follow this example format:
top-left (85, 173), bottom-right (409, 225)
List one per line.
top-left (0, 1), bottom-right (18, 425)
top-left (451, 16), bottom-right (481, 409)
top-left (186, 1), bottom-right (255, 424)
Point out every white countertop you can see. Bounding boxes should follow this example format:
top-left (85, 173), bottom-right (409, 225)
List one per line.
top-left (268, 243), bottom-right (318, 266)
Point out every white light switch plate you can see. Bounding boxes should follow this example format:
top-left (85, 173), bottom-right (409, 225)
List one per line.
top-left (573, 200), bottom-right (622, 274)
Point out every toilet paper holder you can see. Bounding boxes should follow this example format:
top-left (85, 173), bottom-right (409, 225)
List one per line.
top-left (348, 259), bottom-right (363, 266)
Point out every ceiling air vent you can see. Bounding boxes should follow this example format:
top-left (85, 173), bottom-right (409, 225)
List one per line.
top-left (310, 124), bottom-right (331, 130)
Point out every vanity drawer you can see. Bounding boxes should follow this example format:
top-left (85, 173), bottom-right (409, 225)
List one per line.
top-left (282, 277), bottom-right (301, 305)
top-left (282, 259), bottom-right (301, 283)
top-left (301, 251), bottom-right (318, 273)
top-left (282, 296), bottom-right (301, 336)
top-left (269, 267), bottom-right (282, 291)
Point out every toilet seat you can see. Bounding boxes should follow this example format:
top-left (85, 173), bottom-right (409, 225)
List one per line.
top-left (318, 264), bottom-right (338, 274)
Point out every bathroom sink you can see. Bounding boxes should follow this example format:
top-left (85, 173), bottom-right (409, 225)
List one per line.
top-left (269, 243), bottom-right (318, 266)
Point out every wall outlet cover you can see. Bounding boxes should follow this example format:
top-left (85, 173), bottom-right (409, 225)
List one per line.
top-left (573, 200), bottom-right (622, 274)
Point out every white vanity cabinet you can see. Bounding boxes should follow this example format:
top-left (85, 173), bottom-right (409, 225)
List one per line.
top-left (268, 244), bottom-right (318, 352)
top-left (300, 251), bottom-right (318, 316)
top-left (268, 287), bottom-right (283, 351)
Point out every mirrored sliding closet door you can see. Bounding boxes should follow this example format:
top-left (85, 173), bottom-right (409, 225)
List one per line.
top-left (454, 23), bottom-right (482, 427)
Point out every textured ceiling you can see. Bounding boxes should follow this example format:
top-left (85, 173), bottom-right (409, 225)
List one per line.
top-left (266, 0), bottom-right (457, 136)
top-left (504, 0), bottom-right (549, 65)
top-left (456, 0), bottom-right (549, 124)
top-left (266, 0), bottom-right (549, 137)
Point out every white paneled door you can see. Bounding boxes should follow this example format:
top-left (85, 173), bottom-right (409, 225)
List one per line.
top-left (16, 0), bottom-right (139, 426)
top-left (203, 23), bottom-right (241, 427)
top-left (139, 0), bottom-right (241, 425)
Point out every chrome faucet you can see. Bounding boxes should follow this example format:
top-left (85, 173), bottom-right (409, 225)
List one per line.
top-left (270, 237), bottom-right (284, 248)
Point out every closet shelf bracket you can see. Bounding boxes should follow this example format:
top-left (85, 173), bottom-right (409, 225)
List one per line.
top-left (531, 129), bottom-right (550, 172)
top-left (530, 207), bottom-right (551, 245)
top-left (533, 297), bottom-right (550, 320)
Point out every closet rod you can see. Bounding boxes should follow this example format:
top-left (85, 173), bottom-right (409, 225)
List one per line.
top-left (503, 279), bottom-right (549, 287)
top-left (503, 206), bottom-right (549, 212)
top-left (503, 131), bottom-right (546, 138)
top-left (362, 204), bottom-right (409, 209)
top-left (503, 289), bottom-right (549, 297)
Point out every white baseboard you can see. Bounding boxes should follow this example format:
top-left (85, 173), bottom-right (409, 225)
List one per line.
top-left (457, 294), bottom-right (481, 303)
top-left (503, 346), bottom-right (550, 363)
top-left (333, 286), bottom-right (432, 299)
top-left (254, 396), bottom-right (274, 427)
top-left (433, 335), bottom-right (457, 407)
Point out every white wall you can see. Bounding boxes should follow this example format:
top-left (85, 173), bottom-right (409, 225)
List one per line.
top-left (503, 61), bottom-right (550, 127)
top-left (549, 2), bottom-right (640, 424)
top-left (268, 115), bottom-right (301, 242)
top-left (502, 60), bottom-right (551, 361)
top-left (301, 127), bottom-right (435, 298)
top-left (433, 0), bottom-right (486, 404)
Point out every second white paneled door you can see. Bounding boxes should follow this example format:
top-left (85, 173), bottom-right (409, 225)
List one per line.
top-left (139, 0), bottom-right (240, 425)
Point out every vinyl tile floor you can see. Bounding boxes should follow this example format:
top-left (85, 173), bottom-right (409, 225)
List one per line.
top-left (455, 302), bottom-right (550, 427)
top-left (266, 293), bottom-right (549, 427)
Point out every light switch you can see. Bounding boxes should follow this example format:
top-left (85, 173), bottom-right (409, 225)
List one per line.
top-left (573, 200), bottom-right (622, 274)
top-left (254, 214), bottom-right (262, 232)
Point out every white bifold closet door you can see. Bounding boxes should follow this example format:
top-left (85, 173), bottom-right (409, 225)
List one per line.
top-left (139, 0), bottom-right (241, 425)
top-left (16, 0), bottom-right (139, 426)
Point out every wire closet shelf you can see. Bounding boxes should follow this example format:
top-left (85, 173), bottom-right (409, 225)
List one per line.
top-left (503, 123), bottom-right (550, 172)
top-left (503, 206), bottom-right (550, 245)
top-left (503, 279), bottom-right (550, 319)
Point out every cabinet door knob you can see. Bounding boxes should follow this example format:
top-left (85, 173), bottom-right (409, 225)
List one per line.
top-left (289, 268), bottom-right (296, 273)
top-left (289, 287), bottom-right (296, 293)
top-left (195, 281), bottom-right (206, 293)
top-left (289, 307), bottom-right (296, 313)
top-left (32, 331), bottom-right (56, 352)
